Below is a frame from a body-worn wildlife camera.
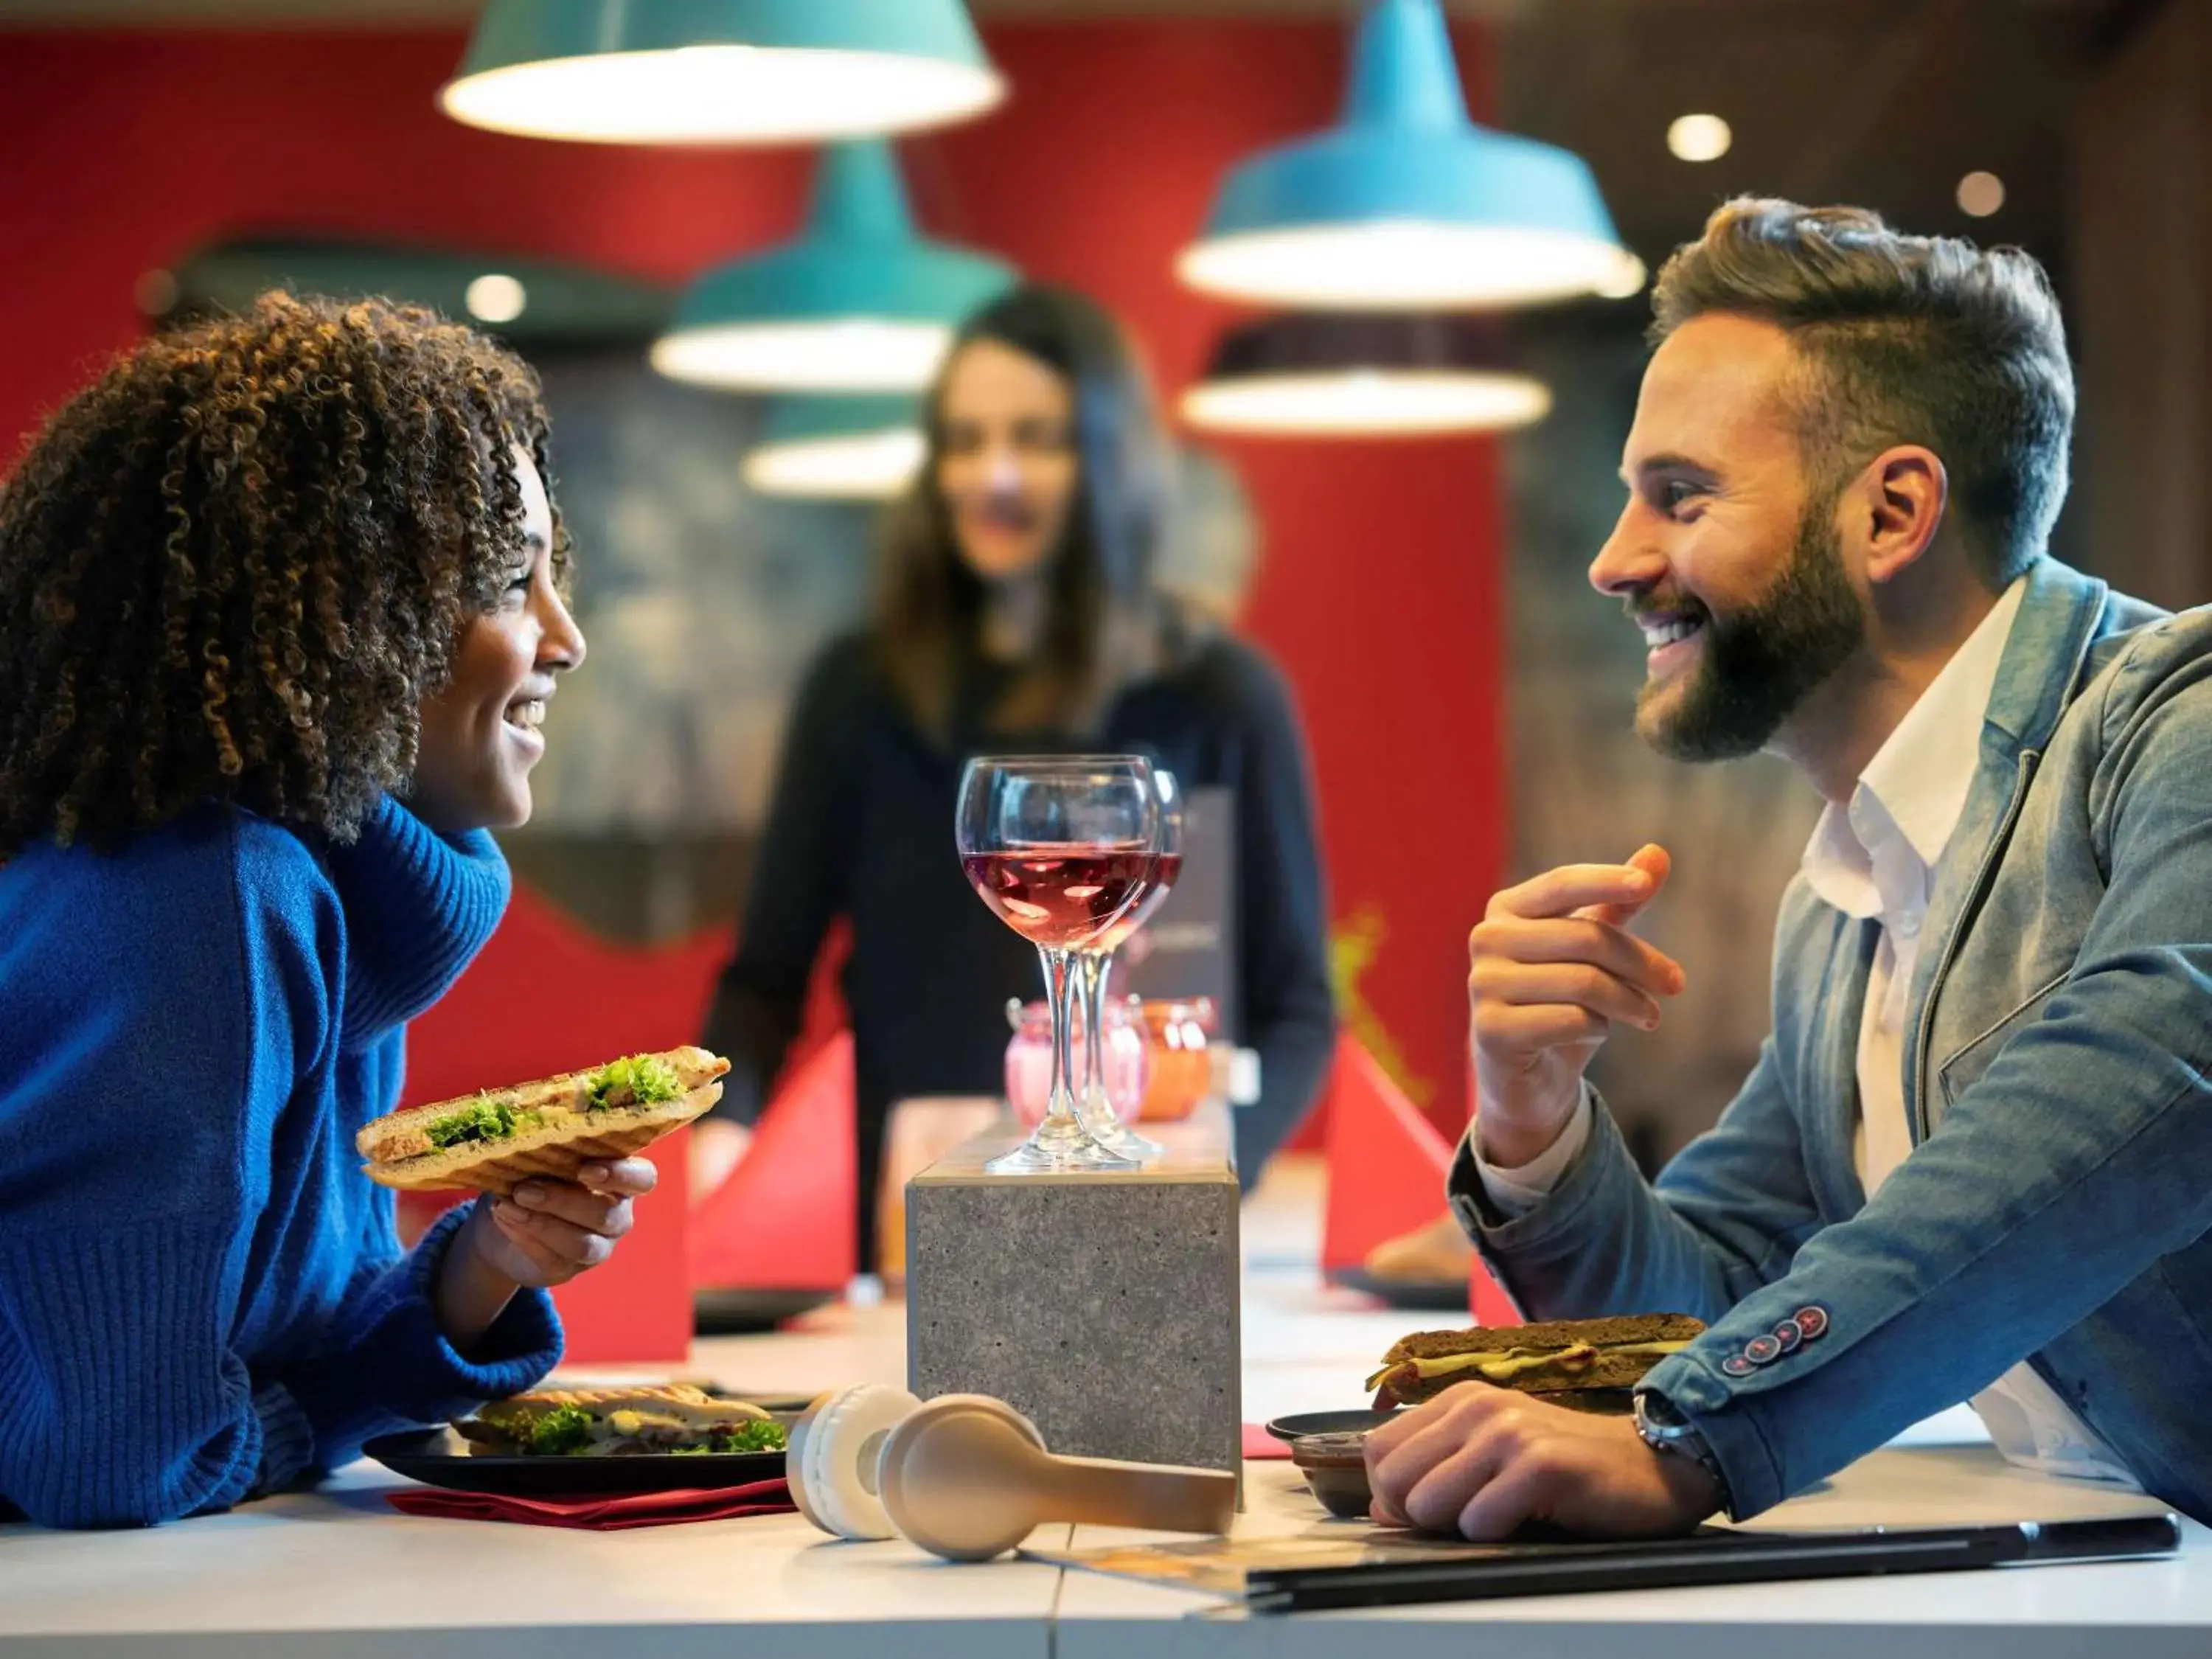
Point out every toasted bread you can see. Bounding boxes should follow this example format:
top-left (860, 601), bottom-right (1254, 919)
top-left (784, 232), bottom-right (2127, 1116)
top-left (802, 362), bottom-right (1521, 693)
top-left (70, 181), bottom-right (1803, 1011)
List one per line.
top-left (462, 1383), bottom-right (779, 1457)
top-left (358, 1047), bottom-right (729, 1196)
top-left (1368, 1314), bottom-right (1705, 1410)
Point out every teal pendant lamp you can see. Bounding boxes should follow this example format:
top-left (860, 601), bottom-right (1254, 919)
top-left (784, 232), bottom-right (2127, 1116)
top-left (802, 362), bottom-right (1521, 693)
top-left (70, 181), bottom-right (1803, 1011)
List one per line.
top-left (743, 394), bottom-right (925, 499)
top-left (441, 0), bottom-right (1005, 145)
top-left (652, 139), bottom-right (1017, 394)
top-left (1178, 0), bottom-right (1631, 310)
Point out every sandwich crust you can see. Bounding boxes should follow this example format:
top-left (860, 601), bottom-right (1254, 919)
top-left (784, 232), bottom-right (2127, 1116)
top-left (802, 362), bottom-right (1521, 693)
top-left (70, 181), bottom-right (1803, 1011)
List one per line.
top-left (1369, 1314), bottom-right (1705, 1409)
top-left (460, 1383), bottom-right (779, 1456)
top-left (358, 1048), bottom-right (729, 1195)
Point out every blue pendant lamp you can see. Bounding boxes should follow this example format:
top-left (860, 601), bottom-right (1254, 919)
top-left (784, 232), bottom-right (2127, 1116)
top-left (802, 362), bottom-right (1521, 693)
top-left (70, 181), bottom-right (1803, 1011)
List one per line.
top-left (440, 0), bottom-right (1004, 145)
top-left (651, 139), bottom-right (1016, 394)
top-left (743, 394), bottom-right (925, 499)
top-left (1178, 0), bottom-right (1632, 310)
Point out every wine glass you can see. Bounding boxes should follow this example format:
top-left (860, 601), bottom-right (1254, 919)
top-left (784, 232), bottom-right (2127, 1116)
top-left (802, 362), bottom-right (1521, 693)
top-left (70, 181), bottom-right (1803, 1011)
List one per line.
top-left (1071, 768), bottom-right (1184, 1158)
top-left (957, 755), bottom-right (1158, 1173)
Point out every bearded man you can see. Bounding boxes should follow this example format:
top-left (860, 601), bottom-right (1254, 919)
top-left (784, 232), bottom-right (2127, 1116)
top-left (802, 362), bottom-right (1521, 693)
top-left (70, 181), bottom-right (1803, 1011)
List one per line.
top-left (1366, 198), bottom-right (2212, 1537)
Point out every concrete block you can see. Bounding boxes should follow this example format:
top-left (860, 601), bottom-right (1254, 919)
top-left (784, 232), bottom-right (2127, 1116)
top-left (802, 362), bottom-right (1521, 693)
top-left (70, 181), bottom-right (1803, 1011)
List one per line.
top-left (904, 1107), bottom-right (1241, 1475)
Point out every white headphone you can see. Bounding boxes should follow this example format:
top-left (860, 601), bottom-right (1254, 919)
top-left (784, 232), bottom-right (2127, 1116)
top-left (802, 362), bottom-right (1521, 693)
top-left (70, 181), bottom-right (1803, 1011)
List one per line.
top-left (786, 1383), bottom-right (1237, 1562)
top-left (786, 1382), bottom-right (925, 1541)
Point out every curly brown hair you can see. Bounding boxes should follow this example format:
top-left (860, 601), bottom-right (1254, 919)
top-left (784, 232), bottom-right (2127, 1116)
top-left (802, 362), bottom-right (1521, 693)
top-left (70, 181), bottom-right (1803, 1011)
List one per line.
top-left (0, 290), bottom-right (568, 855)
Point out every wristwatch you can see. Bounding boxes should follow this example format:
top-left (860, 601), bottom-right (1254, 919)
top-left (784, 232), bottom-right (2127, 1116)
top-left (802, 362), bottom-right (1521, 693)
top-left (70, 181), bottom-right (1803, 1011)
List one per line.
top-left (1632, 1389), bottom-right (1733, 1512)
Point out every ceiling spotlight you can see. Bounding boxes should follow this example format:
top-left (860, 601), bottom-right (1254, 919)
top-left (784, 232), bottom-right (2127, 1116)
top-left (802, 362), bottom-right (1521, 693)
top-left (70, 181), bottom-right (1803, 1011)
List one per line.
top-left (465, 273), bottom-right (528, 324)
top-left (1957, 171), bottom-right (2006, 218)
top-left (134, 268), bottom-right (179, 319)
top-left (1666, 114), bottom-right (1732, 164)
top-left (1592, 251), bottom-right (1648, 301)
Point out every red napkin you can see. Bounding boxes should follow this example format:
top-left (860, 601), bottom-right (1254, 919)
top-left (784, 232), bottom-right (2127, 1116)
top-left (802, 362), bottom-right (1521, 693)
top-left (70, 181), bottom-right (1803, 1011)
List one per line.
top-left (1242, 1423), bottom-right (1294, 1460)
top-left (1319, 1038), bottom-right (1456, 1272)
top-left (386, 1477), bottom-right (796, 1530)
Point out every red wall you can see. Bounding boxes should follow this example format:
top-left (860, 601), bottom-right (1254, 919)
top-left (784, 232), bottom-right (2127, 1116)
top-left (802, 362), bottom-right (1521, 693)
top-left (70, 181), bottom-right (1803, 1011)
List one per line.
top-left (0, 21), bottom-right (1505, 1135)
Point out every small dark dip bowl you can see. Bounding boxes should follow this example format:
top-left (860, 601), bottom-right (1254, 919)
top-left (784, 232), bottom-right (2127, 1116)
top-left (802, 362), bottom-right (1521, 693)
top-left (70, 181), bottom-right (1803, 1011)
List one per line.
top-left (1287, 1430), bottom-right (1375, 1520)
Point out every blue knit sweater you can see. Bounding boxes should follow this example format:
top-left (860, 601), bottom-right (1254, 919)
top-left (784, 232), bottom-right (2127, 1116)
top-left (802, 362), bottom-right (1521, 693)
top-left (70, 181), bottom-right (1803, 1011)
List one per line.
top-left (0, 796), bottom-right (563, 1528)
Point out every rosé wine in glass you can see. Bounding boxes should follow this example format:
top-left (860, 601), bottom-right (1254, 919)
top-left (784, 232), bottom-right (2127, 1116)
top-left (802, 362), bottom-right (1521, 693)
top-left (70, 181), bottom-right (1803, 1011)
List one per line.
top-left (955, 755), bottom-right (1159, 1174)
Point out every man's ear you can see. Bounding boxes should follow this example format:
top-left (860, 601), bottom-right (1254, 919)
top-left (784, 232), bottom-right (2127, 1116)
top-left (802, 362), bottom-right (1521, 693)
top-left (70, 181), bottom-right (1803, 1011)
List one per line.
top-left (1852, 445), bottom-right (1949, 587)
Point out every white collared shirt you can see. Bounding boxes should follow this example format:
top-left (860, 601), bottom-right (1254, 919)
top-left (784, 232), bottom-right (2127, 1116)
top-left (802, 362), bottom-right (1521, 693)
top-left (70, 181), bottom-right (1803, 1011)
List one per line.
top-left (1478, 577), bottom-right (2138, 1488)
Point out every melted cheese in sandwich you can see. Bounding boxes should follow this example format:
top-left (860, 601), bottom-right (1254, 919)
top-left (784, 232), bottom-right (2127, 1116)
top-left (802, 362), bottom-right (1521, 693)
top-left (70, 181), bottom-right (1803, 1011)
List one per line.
top-left (1366, 1339), bottom-right (1691, 1393)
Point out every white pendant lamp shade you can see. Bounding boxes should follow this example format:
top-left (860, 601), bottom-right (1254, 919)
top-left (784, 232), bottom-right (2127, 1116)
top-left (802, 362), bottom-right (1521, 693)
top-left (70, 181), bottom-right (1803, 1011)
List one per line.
top-left (441, 0), bottom-right (1005, 145)
top-left (744, 395), bottom-right (925, 499)
top-left (1180, 313), bottom-right (1551, 437)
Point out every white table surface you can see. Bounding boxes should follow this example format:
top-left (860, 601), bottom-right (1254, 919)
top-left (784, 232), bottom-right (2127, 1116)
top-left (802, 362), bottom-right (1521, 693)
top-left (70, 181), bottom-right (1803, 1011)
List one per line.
top-left (1054, 1447), bottom-right (2208, 1659)
top-left (2, 1156), bottom-right (2204, 1657)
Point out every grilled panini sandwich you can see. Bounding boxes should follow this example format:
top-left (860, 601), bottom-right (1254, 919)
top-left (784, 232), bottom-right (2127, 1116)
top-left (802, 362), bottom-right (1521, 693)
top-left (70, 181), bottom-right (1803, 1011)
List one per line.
top-left (358, 1047), bottom-right (729, 1195)
top-left (1367, 1314), bottom-right (1705, 1413)
top-left (459, 1384), bottom-right (785, 1457)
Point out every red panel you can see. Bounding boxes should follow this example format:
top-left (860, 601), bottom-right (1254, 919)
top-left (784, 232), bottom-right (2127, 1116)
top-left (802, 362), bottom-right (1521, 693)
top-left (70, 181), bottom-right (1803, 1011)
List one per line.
top-left (1320, 1036), bottom-right (1453, 1272)
top-left (549, 1128), bottom-right (695, 1363)
top-left (689, 1032), bottom-right (858, 1290)
top-left (395, 1137), bottom-right (695, 1366)
top-left (0, 16), bottom-right (1507, 1153)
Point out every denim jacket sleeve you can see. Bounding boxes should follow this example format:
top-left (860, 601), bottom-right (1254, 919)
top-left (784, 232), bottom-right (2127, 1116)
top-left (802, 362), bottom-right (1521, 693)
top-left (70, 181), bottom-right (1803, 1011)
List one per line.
top-left (1462, 628), bottom-right (2212, 1519)
top-left (1452, 1032), bottom-right (1824, 1328)
top-left (1467, 638), bottom-right (2212, 1519)
top-left (1672, 642), bottom-right (2212, 1514)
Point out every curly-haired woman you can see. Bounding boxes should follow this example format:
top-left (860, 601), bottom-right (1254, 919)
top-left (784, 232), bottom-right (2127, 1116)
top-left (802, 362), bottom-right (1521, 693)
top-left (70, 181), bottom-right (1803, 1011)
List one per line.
top-left (0, 293), bottom-right (635, 1528)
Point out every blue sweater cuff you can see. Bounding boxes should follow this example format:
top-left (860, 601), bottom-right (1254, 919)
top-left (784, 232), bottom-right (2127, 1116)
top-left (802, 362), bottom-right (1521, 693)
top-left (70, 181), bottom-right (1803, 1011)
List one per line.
top-left (274, 1201), bottom-right (561, 1467)
top-left (0, 1220), bottom-right (307, 1527)
top-left (244, 1380), bottom-right (319, 1503)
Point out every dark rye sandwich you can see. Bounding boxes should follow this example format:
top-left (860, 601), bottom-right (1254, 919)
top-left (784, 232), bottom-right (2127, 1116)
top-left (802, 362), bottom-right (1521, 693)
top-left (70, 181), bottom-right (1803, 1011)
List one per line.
top-left (357, 1047), bottom-right (730, 1196)
top-left (1367, 1314), bottom-right (1705, 1413)
top-left (459, 1384), bottom-right (786, 1457)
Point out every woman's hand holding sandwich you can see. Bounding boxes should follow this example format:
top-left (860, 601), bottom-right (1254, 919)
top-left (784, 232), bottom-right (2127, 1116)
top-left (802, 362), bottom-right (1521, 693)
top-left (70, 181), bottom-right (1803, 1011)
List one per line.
top-left (1365, 1385), bottom-right (1719, 1540)
top-left (1468, 844), bottom-right (1681, 1169)
top-left (432, 1158), bottom-right (658, 1346)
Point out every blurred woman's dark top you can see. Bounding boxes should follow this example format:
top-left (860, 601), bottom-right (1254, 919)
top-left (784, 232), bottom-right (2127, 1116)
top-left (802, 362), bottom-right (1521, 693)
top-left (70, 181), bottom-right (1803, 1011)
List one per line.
top-left (703, 627), bottom-right (1336, 1266)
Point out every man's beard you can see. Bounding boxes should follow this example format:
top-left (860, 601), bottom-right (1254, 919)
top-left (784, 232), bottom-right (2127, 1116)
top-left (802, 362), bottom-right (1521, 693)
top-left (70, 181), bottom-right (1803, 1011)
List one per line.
top-left (1635, 507), bottom-right (1865, 762)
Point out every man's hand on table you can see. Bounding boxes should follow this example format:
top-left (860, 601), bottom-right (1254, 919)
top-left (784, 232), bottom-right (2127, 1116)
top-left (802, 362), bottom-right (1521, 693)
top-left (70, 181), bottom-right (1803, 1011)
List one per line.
top-left (1365, 1386), bottom-right (1722, 1540)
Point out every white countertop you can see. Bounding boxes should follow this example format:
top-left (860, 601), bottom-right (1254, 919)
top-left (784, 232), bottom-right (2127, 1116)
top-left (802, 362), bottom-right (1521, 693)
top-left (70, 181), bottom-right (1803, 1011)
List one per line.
top-left (1053, 1447), bottom-right (2209, 1659)
top-left (1, 1157), bottom-right (2204, 1656)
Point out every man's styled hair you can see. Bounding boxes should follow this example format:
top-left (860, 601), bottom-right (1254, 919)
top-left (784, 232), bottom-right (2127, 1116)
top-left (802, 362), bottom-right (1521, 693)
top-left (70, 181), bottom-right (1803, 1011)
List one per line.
top-left (1651, 198), bottom-right (2073, 588)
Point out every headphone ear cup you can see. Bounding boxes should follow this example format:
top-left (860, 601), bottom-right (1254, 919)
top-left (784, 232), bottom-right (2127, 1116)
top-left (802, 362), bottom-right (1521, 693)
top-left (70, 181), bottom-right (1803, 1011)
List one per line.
top-left (785, 1382), bottom-right (922, 1541)
top-left (875, 1394), bottom-right (1056, 1562)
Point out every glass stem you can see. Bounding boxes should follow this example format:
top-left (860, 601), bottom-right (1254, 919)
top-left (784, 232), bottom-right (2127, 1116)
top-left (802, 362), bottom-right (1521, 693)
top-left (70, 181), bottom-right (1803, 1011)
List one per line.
top-left (1076, 950), bottom-right (1111, 1129)
top-left (1040, 945), bottom-right (1082, 1135)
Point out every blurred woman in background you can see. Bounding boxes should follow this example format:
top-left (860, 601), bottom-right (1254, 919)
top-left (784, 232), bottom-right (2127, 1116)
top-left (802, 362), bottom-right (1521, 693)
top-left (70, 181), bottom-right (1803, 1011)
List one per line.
top-left (697, 284), bottom-right (1335, 1267)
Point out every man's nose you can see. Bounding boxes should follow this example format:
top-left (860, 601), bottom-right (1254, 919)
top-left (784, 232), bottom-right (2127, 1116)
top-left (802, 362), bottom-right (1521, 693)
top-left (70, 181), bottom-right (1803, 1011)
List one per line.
top-left (1590, 507), bottom-right (1666, 598)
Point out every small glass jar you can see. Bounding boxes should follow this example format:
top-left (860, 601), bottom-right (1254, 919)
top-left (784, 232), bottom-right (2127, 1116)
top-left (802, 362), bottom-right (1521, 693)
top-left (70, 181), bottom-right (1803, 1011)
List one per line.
top-left (1004, 997), bottom-right (1148, 1127)
top-left (1135, 997), bottom-right (1215, 1121)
